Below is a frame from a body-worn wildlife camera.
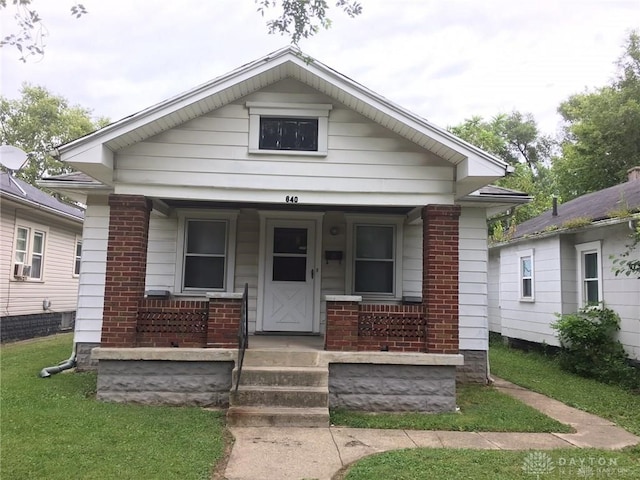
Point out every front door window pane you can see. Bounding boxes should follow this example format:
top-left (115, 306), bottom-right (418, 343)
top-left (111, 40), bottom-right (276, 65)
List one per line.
top-left (274, 228), bottom-right (307, 254)
top-left (272, 227), bottom-right (307, 282)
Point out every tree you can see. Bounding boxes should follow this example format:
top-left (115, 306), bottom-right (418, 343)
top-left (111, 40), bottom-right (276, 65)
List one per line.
top-left (257, 0), bottom-right (362, 45)
top-left (555, 31), bottom-right (640, 201)
top-left (1, 1), bottom-right (362, 62)
top-left (0, 1), bottom-right (87, 62)
top-left (0, 84), bottom-right (107, 186)
top-left (450, 111), bottom-right (557, 229)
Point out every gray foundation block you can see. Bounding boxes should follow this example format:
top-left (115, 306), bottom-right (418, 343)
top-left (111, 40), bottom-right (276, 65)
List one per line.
top-left (96, 360), bottom-right (234, 407)
top-left (329, 364), bottom-right (457, 413)
top-left (76, 342), bottom-right (100, 371)
top-left (457, 350), bottom-right (488, 384)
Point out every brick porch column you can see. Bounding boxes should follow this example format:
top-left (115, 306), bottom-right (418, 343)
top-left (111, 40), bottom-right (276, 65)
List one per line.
top-left (206, 293), bottom-right (243, 348)
top-left (325, 296), bottom-right (361, 351)
top-left (101, 194), bottom-right (152, 347)
top-left (422, 205), bottom-right (461, 354)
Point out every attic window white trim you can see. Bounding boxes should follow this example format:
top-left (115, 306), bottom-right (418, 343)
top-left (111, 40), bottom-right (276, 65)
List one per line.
top-left (246, 102), bottom-right (332, 156)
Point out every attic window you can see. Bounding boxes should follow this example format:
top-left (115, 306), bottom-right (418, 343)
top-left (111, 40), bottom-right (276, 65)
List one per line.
top-left (247, 102), bottom-right (331, 156)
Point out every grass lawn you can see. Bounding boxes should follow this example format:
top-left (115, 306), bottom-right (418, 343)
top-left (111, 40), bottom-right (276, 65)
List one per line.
top-left (331, 384), bottom-right (572, 432)
top-left (342, 340), bottom-right (640, 480)
top-left (0, 334), bottom-right (225, 480)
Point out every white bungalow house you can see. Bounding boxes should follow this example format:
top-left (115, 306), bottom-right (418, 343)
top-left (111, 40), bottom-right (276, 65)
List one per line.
top-left (0, 172), bottom-right (84, 341)
top-left (44, 47), bottom-right (529, 422)
top-left (489, 168), bottom-right (640, 363)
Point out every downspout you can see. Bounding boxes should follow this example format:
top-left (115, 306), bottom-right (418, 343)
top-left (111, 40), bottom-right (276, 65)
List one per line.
top-left (39, 343), bottom-right (76, 378)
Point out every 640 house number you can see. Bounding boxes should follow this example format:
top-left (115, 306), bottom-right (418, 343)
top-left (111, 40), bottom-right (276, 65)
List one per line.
top-left (285, 195), bottom-right (299, 204)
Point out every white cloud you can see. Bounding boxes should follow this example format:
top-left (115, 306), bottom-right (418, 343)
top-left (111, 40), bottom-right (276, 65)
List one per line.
top-left (1, 0), bottom-right (638, 136)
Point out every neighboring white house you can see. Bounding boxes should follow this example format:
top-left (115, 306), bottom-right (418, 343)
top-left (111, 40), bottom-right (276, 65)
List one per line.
top-left (489, 168), bottom-right (640, 362)
top-left (0, 172), bottom-right (84, 341)
top-left (43, 47), bottom-right (529, 393)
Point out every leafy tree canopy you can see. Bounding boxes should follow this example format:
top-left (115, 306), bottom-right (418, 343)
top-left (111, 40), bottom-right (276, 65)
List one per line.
top-left (555, 30), bottom-right (640, 201)
top-left (450, 111), bottom-right (558, 228)
top-left (0, 84), bottom-right (108, 185)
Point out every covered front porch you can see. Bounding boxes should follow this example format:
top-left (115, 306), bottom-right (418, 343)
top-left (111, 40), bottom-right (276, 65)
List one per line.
top-left (101, 194), bottom-right (462, 356)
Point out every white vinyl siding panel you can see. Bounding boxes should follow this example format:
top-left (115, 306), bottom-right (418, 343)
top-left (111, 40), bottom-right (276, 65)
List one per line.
top-left (0, 202), bottom-right (81, 318)
top-left (458, 208), bottom-right (489, 351)
top-left (114, 79), bottom-right (454, 204)
top-left (574, 226), bottom-right (640, 360)
top-left (488, 249), bottom-right (501, 333)
top-left (73, 202), bottom-right (108, 344)
top-left (498, 237), bottom-right (562, 347)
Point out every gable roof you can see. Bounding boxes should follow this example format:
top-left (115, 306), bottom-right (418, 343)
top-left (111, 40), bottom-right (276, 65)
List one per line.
top-left (512, 175), bottom-right (640, 240)
top-left (54, 46), bottom-right (510, 196)
top-left (1, 172), bottom-right (84, 221)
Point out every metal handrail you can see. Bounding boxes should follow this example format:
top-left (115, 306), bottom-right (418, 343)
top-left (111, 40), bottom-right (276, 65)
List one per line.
top-left (234, 283), bottom-right (249, 393)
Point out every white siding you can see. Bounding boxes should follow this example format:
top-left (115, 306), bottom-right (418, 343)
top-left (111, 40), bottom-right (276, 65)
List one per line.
top-left (498, 237), bottom-right (562, 346)
top-left (488, 248), bottom-right (501, 333)
top-left (145, 214), bottom-right (178, 291)
top-left (458, 208), bottom-right (490, 351)
top-left (491, 224), bottom-right (639, 361)
top-left (114, 79), bottom-right (454, 204)
top-left (74, 200), bottom-right (108, 344)
top-left (574, 225), bottom-right (640, 360)
top-left (1, 201), bottom-right (81, 318)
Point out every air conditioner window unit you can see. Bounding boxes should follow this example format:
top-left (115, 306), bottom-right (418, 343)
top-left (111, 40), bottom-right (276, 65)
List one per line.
top-left (13, 263), bottom-right (24, 277)
top-left (13, 263), bottom-right (31, 279)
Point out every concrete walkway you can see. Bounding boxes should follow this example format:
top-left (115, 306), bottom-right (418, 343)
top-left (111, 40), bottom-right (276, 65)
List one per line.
top-left (221, 377), bottom-right (639, 480)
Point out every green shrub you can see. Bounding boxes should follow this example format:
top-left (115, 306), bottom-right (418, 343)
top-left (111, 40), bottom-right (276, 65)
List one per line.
top-left (552, 306), bottom-right (640, 390)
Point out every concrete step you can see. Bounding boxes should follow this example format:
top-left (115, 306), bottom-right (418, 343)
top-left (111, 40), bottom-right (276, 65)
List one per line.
top-left (230, 385), bottom-right (328, 408)
top-left (227, 406), bottom-right (330, 427)
top-left (233, 366), bottom-right (328, 387)
top-left (241, 350), bottom-right (320, 367)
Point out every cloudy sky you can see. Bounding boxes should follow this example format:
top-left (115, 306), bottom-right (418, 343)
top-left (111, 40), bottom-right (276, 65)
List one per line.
top-left (1, 0), bottom-right (638, 136)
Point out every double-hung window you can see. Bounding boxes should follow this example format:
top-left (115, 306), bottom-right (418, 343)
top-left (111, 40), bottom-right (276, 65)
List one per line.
top-left (576, 241), bottom-right (602, 306)
top-left (346, 216), bottom-right (403, 298)
top-left (518, 249), bottom-right (534, 301)
top-left (13, 225), bottom-right (46, 280)
top-left (176, 212), bottom-right (237, 293)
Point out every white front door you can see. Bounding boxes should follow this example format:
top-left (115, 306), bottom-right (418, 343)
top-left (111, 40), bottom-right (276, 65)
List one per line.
top-left (263, 220), bottom-right (315, 332)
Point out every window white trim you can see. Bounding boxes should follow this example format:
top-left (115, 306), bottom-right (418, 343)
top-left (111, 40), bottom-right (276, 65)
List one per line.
top-left (174, 210), bottom-right (237, 294)
top-left (517, 248), bottom-right (534, 302)
top-left (73, 236), bottom-right (82, 277)
top-left (12, 222), bottom-right (48, 281)
top-left (246, 102), bottom-right (332, 156)
top-left (575, 241), bottom-right (603, 307)
top-left (345, 214), bottom-right (404, 300)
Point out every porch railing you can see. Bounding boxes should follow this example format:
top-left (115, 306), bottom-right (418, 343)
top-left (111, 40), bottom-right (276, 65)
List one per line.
top-left (234, 283), bottom-right (249, 392)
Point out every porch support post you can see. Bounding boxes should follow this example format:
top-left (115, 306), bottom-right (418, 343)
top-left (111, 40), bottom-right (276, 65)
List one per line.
top-left (206, 293), bottom-right (243, 348)
top-left (422, 204), bottom-right (461, 354)
top-left (325, 296), bottom-right (361, 351)
top-left (101, 194), bottom-right (152, 348)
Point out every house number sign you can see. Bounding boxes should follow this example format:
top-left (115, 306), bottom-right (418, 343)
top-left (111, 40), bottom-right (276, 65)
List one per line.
top-left (285, 195), bottom-right (299, 204)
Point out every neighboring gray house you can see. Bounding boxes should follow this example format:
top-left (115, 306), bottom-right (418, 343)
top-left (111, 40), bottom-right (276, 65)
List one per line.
top-left (489, 167), bottom-right (640, 362)
top-left (0, 172), bottom-right (84, 341)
